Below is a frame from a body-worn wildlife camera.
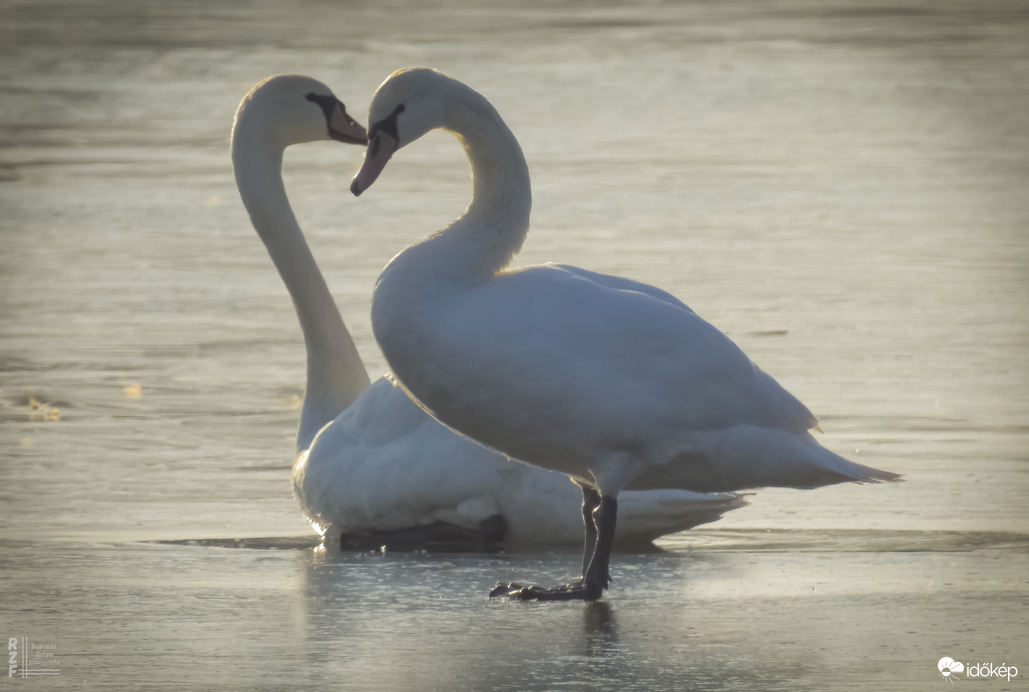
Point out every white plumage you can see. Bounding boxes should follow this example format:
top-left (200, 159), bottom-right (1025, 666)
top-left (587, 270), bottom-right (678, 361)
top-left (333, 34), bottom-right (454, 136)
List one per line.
top-left (351, 68), bottom-right (899, 599)
top-left (231, 74), bottom-right (745, 549)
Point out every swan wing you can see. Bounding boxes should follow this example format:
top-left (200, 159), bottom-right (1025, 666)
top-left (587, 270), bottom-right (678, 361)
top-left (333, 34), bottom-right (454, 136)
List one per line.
top-left (431, 265), bottom-right (817, 442)
top-left (293, 377), bottom-right (509, 534)
top-left (550, 264), bottom-right (697, 314)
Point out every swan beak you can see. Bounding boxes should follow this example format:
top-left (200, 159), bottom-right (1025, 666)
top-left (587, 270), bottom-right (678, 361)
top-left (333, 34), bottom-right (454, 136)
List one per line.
top-left (350, 131), bottom-right (398, 196)
top-left (328, 102), bottom-right (368, 146)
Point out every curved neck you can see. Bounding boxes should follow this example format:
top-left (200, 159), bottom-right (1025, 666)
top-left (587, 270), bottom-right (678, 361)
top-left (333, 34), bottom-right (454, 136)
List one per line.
top-left (231, 122), bottom-right (370, 451)
top-left (412, 86), bottom-right (532, 287)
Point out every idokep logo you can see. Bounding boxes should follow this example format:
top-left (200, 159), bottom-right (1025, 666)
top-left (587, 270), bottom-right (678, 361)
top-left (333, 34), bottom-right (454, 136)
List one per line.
top-left (938, 656), bottom-right (1019, 682)
top-left (939, 657), bottom-right (964, 679)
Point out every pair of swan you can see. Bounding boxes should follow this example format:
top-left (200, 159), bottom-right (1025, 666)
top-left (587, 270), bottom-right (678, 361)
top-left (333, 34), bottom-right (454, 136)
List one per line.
top-left (348, 68), bottom-right (901, 601)
top-left (231, 75), bottom-right (746, 550)
top-left (233, 72), bottom-right (898, 600)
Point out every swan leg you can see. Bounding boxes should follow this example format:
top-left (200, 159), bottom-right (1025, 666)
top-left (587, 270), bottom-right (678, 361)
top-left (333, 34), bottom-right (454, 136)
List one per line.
top-left (490, 495), bottom-right (618, 602)
top-left (584, 494), bottom-right (616, 592)
top-left (580, 485), bottom-right (601, 578)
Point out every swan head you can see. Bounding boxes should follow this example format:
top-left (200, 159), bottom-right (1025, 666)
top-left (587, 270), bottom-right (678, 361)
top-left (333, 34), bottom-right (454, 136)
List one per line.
top-left (233, 74), bottom-right (368, 151)
top-left (350, 67), bottom-right (456, 196)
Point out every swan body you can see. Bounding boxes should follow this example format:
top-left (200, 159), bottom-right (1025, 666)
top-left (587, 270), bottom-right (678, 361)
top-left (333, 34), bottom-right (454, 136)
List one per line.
top-left (293, 377), bottom-right (746, 545)
top-left (351, 68), bottom-right (900, 598)
top-left (231, 75), bottom-right (745, 548)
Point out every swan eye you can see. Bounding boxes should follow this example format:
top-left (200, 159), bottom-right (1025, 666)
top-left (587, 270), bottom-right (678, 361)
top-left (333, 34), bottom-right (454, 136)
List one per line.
top-left (305, 92), bottom-right (339, 119)
top-left (368, 103), bottom-right (405, 147)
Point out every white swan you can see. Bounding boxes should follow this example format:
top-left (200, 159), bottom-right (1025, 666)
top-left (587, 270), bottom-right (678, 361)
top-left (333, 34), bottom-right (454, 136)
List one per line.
top-left (351, 68), bottom-right (901, 599)
top-left (231, 75), bottom-right (746, 549)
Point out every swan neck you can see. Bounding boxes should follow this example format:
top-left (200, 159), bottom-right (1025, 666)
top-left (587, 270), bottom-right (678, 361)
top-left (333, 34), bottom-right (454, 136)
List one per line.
top-left (231, 123), bottom-right (370, 450)
top-left (443, 89), bottom-right (532, 280)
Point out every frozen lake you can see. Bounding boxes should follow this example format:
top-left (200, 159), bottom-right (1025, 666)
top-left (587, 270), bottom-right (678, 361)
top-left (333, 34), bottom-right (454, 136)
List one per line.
top-left (1, 0), bottom-right (1027, 689)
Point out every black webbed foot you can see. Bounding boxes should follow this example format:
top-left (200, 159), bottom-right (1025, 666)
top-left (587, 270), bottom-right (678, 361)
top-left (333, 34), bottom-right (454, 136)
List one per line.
top-left (489, 579), bottom-right (605, 602)
top-left (490, 492), bottom-right (617, 603)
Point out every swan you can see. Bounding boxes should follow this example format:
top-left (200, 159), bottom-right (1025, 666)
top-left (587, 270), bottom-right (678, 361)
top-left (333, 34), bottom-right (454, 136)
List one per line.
top-left (231, 75), bottom-right (746, 549)
top-left (350, 67), bottom-right (901, 600)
